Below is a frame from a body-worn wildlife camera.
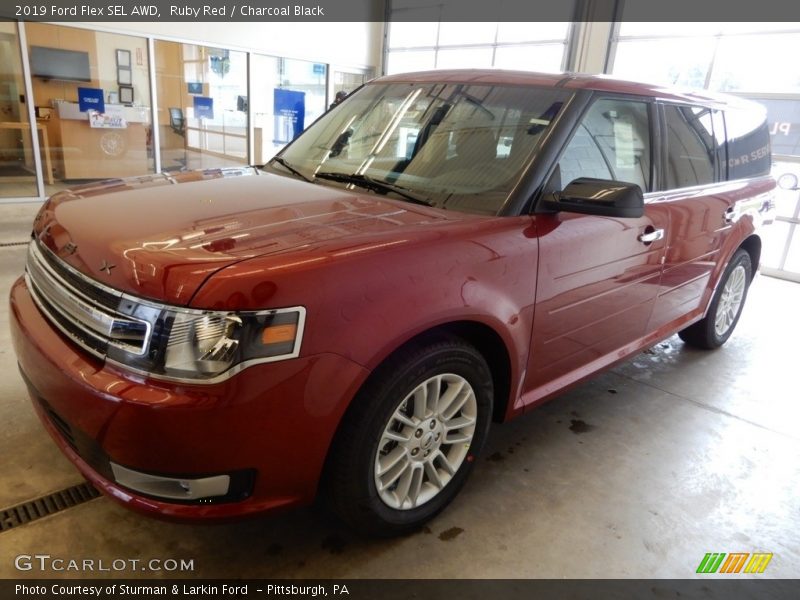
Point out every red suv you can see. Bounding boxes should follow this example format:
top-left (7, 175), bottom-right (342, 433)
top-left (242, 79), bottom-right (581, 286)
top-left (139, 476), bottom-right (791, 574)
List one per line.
top-left (10, 70), bottom-right (775, 535)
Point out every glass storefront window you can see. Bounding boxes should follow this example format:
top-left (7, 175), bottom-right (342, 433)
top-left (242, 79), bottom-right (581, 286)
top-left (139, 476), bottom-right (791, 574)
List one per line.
top-left (155, 40), bottom-right (248, 172)
top-left (1, 24), bottom-right (391, 197)
top-left (438, 22), bottom-right (497, 46)
top-left (249, 54), bottom-right (327, 164)
top-left (784, 234), bottom-right (800, 273)
top-left (279, 58), bottom-right (327, 129)
top-left (333, 70), bottom-right (370, 100)
top-left (388, 19), bottom-right (440, 49)
top-left (436, 47), bottom-right (494, 69)
top-left (612, 38), bottom-right (716, 88)
top-left (385, 19), bottom-right (570, 76)
top-left (249, 53), bottom-right (280, 164)
top-left (618, 23), bottom-right (722, 37)
top-left (708, 33), bottom-right (800, 94)
top-left (494, 44), bottom-right (565, 72)
top-left (612, 23), bottom-right (800, 95)
top-left (0, 21), bottom-right (37, 198)
top-left (25, 23), bottom-right (154, 196)
top-left (497, 22), bottom-right (570, 43)
top-left (387, 50), bottom-right (437, 74)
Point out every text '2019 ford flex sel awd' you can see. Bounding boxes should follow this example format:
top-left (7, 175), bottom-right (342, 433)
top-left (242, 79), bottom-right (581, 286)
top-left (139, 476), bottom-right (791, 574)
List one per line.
top-left (10, 70), bottom-right (775, 535)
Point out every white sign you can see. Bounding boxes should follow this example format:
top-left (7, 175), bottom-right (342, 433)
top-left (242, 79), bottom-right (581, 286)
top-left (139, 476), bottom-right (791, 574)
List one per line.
top-left (88, 109), bottom-right (127, 129)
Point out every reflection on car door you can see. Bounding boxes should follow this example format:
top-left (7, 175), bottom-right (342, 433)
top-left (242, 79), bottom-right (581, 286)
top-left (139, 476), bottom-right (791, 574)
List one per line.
top-left (523, 97), bottom-right (668, 407)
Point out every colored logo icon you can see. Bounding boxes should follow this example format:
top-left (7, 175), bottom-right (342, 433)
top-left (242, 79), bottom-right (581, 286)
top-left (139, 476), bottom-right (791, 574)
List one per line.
top-left (696, 552), bottom-right (773, 574)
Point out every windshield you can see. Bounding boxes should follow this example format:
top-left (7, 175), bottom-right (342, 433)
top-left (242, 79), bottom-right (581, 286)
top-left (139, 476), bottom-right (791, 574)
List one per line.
top-left (265, 82), bottom-right (570, 215)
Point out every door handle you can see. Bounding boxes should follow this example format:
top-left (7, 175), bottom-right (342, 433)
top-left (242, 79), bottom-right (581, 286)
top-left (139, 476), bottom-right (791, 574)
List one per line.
top-left (638, 228), bottom-right (664, 243)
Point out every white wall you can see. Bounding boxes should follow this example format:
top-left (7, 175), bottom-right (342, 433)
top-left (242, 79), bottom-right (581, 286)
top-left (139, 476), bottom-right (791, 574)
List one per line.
top-left (83, 22), bottom-right (384, 70)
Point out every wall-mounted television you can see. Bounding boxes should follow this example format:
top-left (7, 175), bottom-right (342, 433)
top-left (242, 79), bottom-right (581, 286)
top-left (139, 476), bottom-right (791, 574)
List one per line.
top-left (30, 46), bottom-right (91, 82)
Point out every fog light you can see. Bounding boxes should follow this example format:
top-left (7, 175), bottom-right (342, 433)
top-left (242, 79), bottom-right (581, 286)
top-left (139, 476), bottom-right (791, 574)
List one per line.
top-left (110, 463), bottom-right (230, 500)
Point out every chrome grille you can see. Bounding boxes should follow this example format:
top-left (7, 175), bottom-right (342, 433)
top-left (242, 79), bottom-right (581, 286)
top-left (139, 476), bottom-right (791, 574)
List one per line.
top-left (25, 242), bottom-right (150, 357)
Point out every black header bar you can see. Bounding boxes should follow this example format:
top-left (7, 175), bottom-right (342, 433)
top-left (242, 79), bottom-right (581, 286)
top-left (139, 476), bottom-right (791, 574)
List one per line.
top-left (2, 0), bottom-right (800, 22)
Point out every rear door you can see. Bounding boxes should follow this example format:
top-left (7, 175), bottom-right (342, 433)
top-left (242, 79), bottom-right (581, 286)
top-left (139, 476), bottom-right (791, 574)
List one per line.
top-left (646, 103), bottom-right (733, 331)
top-left (524, 96), bottom-right (669, 405)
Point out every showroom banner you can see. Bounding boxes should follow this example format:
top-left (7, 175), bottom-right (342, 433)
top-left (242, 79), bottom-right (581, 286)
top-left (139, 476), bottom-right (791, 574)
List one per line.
top-left (4, 0), bottom-right (800, 22)
top-left (3, 579), bottom-right (800, 599)
top-left (273, 89), bottom-right (306, 143)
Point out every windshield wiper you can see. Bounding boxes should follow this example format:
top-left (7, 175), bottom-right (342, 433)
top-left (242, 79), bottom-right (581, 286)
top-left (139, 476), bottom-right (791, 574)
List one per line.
top-left (266, 156), bottom-right (315, 183)
top-left (315, 172), bottom-right (434, 207)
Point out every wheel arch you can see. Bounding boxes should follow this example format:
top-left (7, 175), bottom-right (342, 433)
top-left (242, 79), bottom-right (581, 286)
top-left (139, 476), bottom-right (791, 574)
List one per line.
top-left (362, 320), bottom-right (513, 422)
top-left (320, 319), bottom-right (514, 492)
top-left (738, 234), bottom-right (762, 275)
top-left (357, 318), bottom-right (517, 424)
top-left (425, 320), bottom-right (513, 424)
top-left (708, 232), bottom-right (762, 306)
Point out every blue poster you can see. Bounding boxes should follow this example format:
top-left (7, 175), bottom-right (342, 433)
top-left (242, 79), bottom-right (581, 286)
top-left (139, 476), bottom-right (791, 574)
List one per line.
top-left (193, 96), bottom-right (214, 120)
top-left (77, 87), bottom-right (104, 114)
top-left (273, 89), bottom-right (306, 143)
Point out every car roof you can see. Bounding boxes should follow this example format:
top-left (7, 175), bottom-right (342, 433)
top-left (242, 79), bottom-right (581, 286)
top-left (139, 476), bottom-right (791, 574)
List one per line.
top-left (374, 69), bottom-right (762, 113)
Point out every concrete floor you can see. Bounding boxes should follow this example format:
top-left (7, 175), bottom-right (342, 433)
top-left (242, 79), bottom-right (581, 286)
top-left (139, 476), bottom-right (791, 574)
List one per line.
top-left (0, 202), bottom-right (798, 579)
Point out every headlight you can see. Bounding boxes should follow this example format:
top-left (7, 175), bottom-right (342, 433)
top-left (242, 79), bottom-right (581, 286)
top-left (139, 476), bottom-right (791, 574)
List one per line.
top-left (106, 306), bottom-right (305, 383)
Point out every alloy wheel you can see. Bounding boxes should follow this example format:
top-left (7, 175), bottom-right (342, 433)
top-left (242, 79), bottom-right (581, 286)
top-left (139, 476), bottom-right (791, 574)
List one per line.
top-left (373, 373), bottom-right (477, 510)
top-left (714, 264), bottom-right (747, 337)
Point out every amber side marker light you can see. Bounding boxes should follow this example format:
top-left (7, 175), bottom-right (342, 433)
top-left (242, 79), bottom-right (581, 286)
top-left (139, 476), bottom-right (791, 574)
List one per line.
top-left (261, 323), bottom-right (298, 345)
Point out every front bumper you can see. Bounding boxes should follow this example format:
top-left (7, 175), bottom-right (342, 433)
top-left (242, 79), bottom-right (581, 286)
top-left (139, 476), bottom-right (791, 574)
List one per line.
top-left (10, 276), bottom-right (369, 521)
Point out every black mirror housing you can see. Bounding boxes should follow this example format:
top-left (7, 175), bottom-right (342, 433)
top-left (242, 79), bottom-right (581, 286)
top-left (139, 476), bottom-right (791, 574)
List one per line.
top-left (544, 177), bottom-right (644, 218)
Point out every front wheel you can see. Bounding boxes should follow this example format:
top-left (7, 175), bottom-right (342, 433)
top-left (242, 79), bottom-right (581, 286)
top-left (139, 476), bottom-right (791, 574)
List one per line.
top-left (325, 337), bottom-right (493, 536)
top-left (678, 249), bottom-right (752, 349)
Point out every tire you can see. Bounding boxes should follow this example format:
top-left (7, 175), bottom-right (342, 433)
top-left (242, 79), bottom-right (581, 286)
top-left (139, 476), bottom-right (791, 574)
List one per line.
top-left (678, 249), bottom-right (752, 349)
top-left (324, 336), bottom-right (493, 536)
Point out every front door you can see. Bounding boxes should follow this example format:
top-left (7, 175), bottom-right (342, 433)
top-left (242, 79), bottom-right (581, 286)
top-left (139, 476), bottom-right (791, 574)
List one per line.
top-left (523, 97), bottom-right (668, 406)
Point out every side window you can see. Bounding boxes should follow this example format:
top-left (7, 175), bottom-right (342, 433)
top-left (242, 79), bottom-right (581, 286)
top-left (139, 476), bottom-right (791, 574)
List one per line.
top-left (725, 108), bottom-right (771, 180)
top-left (663, 104), bottom-right (716, 188)
top-left (557, 124), bottom-right (613, 186)
top-left (552, 98), bottom-right (652, 193)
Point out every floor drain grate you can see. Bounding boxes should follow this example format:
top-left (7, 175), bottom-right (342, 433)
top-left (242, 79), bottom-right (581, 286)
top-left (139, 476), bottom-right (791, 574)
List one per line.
top-left (0, 482), bottom-right (101, 533)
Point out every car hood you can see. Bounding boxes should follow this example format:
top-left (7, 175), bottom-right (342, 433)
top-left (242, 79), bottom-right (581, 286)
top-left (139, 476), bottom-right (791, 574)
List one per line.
top-left (34, 168), bottom-right (451, 305)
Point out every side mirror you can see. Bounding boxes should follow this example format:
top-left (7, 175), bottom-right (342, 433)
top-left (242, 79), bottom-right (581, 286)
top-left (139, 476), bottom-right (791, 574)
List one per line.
top-left (777, 172), bottom-right (799, 191)
top-left (543, 177), bottom-right (644, 218)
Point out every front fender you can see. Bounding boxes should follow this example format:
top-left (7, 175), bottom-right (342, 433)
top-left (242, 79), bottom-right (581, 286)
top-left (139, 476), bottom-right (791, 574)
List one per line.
top-left (191, 215), bottom-right (540, 416)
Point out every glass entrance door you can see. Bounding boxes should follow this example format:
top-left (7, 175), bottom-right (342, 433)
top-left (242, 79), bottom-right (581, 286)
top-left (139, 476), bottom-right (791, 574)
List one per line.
top-left (0, 22), bottom-right (37, 198)
top-left (155, 40), bottom-right (248, 172)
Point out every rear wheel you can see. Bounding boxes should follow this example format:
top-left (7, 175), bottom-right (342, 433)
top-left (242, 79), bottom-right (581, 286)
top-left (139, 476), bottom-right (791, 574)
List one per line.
top-left (678, 249), bottom-right (752, 349)
top-left (325, 337), bottom-right (493, 536)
